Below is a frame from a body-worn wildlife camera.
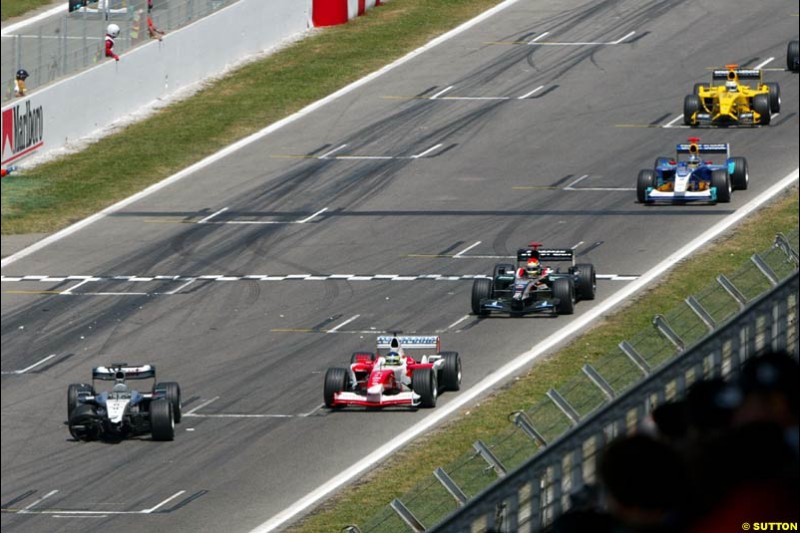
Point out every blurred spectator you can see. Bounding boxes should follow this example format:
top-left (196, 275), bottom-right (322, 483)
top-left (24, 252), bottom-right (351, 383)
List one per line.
top-left (147, 6), bottom-right (166, 41)
top-left (14, 69), bottom-right (29, 97)
top-left (734, 350), bottom-right (798, 429)
top-left (1, 166), bottom-right (18, 178)
top-left (105, 24), bottom-right (120, 61)
top-left (599, 433), bottom-right (689, 532)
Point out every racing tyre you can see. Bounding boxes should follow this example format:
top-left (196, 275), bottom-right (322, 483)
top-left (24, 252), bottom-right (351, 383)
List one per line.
top-left (553, 278), bottom-right (575, 315)
top-left (471, 278), bottom-right (493, 316)
top-left (68, 403), bottom-right (100, 441)
top-left (788, 41), bottom-right (799, 72)
top-left (572, 263), bottom-right (596, 301)
top-left (324, 367), bottom-right (349, 408)
top-left (683, 94), bottom-right (700, 126)
top-left (153, 382), bottom-right (182, 423)
top-left (692, 83), bottom-right (705, 96)
top-left (68, 383), bottom-right (93, 419)
top-left (438, 351), bottom-right (461, 391)
top-left (350, 352), bottom-right (375, 364)
top-left (412, 368), bottom-right (437, 408)
top-left (764, 82), bottom-right (781, 113)
top-left (711, 169), bottom-right (731, 203)
top-left (150, 399), bottom-right (175, 441)
top-left (492, 263), bottom-right (516, 278)
top-left (729, 157), bottom-right (749, 191)
top-left (753, 94), bottom-right (771, 125)
top-left (637, 169), bottom-right (656, 203)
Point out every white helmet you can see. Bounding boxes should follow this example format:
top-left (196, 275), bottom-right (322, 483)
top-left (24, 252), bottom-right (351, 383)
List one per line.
top-left (725, 80), bottom-right (738, 92)
top-left (107, 24), bottom-right (120, 38)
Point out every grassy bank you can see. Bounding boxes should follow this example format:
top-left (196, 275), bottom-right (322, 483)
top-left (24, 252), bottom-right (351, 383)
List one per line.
top-left (288, 186), bottom-right (798, 532)
top-left (1, 0), bottom-right (54, 21)
top-left (1, 0), bottom-right (507, 234)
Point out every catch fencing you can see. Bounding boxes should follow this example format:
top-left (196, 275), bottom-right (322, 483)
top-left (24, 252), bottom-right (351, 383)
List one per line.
top-left (2, 0), bottom-right (240, 104)
top-left (355, 227), bottom-right (799, 533)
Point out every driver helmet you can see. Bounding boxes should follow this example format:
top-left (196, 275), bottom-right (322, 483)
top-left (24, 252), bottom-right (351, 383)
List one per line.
top-left (526, 258), bottom-right (541, 277)
top-left (385, 351), bottom-right (401, 366)
top-left (687, 154), bottom-right (701, 168)
top-left (725, 80), bottom-right (738, 92)
top-left (107, 23), bottom-right (120, 38)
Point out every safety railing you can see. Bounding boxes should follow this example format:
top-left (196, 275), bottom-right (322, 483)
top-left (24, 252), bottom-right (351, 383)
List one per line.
top-left (2, 0), bottom-right (239, 104)
top-left (354, 228), bottom-right (799, 533)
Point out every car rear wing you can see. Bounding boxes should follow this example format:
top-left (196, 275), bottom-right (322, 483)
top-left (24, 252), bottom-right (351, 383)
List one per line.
top-left (676, 142), bottom-right (730, 157)
top-left (92, 364), bottom-right (156, 381)
top-left (711, 68), bottom-right (761, 81)
top-left (376, 335), bottom-right (441, 352)
top-left (517, 247), bottom-right (575, 266)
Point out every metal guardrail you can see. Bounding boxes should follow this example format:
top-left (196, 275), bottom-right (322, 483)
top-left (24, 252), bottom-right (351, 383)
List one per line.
top-left (357, 228), bottom-right (799, 533)
top-left (2, 0), bottom-right (239, 104)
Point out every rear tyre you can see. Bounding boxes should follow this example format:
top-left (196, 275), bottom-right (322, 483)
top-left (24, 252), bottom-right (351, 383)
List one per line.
top-left (150, 399), bottom-right (175, 441)
top-left (764, 82), bottom-right (781, 113)
top-left (471, 278), bottom-right (493, 316)
top-left (729, 157), bottom-right (749, 190)
top-left (153, 382), bottom-right (182, 423)
top-left (350, 352), bottom-right (375, 364)
top-left (711, 169), bottom-right (731, 203)
top-left (68, 383), bottom-right (93, 420)
top-left (753, 94), bottom-right (771, 125)
top-left (324, 367), bottom-right (349, 408)
top-left (637, 169), bottom-right (656, 203)
top-left (438, 351), bottom-right (461, 391)
top-left (683, 94), bottom-right (700, 125)
top-left (552, 278), bottom-right (575, 315)
top-left (412, 368), bottom-right (437, 408)
top-left (572, 263), bottom-right (596, 301)
top-left (788, 41), bottom-right (799, 72)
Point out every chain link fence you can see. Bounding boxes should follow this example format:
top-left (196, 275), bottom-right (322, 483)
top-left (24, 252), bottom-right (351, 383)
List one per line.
top-left (2, 0), bottom-right (239, 104)
top-left (355, 227), bottom-right (799, 533)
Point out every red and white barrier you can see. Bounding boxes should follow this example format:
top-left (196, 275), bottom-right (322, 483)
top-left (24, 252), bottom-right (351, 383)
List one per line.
top-left (312, 0), bottom-right (382, 27)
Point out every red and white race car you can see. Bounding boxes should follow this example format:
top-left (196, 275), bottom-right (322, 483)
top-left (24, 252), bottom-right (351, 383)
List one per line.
top-left (323, 335), bottom-right (461, 409)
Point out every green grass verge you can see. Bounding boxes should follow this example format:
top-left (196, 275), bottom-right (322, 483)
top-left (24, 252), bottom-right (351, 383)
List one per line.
top-left (1, 0), bottom-right (56, 21)
top-left (287, 187), bottom-right (798, 533)
top-left (1, 0), bottom-right (507, 234)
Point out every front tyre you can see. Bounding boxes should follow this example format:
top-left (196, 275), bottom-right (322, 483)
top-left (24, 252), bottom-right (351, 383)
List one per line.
top-left (153, 382), bottom-right (182, 423)
top-left (323, 367), bottom-right (348, 408)
top-left (438, 351), bottom-right (461, 391)
top-left (552, 278), bottom-right (575, 315)
top-left (711, 169), bottom-right (731, 203)
top-left (753, 94), bottom-right (771, 125)
top-left (729, 157), bottom-right (749, 190)
top-left (764, 82), bottom-right (781, 113)
top-left (637, 169), bottom-right (656, 203)
top-left (572, 263), bottom-right (596, 300)
top-left (67, 383), bottom-right (93, 420)
top-left (683, 94), bottom-right (700, 126)
top-left (471, 278), bottom-right (493, 316)
top-left (412, 368), bottom-right (437, 408)
top-left (150, 399), bottom-right (175, 441)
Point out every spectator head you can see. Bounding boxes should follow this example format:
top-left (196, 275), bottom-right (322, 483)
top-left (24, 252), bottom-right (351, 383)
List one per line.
top-left (686, 378), bottom-right (742, 435)
top-left (16, 69), bottom-right (29, 81)
top-left (735, 351), bottom-right (799, 428)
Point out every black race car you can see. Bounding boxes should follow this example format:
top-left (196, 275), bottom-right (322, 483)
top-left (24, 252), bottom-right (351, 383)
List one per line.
top-left (471, 243), bottom-right (595, 317)
top-left (67, 364), bottom-right (181, 441)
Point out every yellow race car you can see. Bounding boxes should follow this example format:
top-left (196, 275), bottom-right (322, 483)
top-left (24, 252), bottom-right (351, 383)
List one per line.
top-left (683, 65), bottom-right (780, 126)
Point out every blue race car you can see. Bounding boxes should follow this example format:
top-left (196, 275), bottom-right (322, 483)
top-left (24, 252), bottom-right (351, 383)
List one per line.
top-left (637, 137), bottom-right (748, 204)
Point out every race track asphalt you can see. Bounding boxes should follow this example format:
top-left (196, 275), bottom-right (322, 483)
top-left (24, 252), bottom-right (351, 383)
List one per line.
top-left (2, 0), bottom-right (798, 531)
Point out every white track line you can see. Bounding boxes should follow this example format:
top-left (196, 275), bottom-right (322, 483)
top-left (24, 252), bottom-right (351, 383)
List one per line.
top-left (327, 315), bottom-right (360, 333)
top-left (184, 396), bottom-right (219, 416)
top-left (19, 490), bottom-right (58, 513)
top-left (444, 315), bottom-right (471, 331)
top-left (527, 32), bottom-right (550, 44)
top-left (530, 31), bottom-right (635, 46)
top-left (612, 31), bottom-right (636, 44)
top-left (2, 0), bottom-right (525, 269)
top-left (198, 207), bottom-right (229, 224)
top-left (439, 96), bottom-right (510, 100)
top-left (567, 187), bottom-right (636, 191)
top-left (753, 57), bottom-right (774, 70)
top-left (318, 144), bottom-right (348, 159)
top-left (430, 86), bottom-right (454, 99)
top-left (662, 114), bottom-right (684, 128)
top-left (571, 241), bottom-right (584, 250)
top-left (518, 85), bottom-right (544, 99)
top-left (563, 174), bottom-right (589, 190)
top-left (249, 167), bottom-right (798, 533)
top-left (297, 207), bottom-right (329, 224)
top-left (411, 143), bottom-right (444, 159)
top-left (1, 4), bottom-right (67, 36)
top-left (143, 491), bottom-right (186, 513)
top-left (13, 354), bottom-right (57, 374)
top-left (61, 278), bottom-right (93, 295)
top-left (453, 241), bottom-right (482, 258)
top-left (166, 279), bottom-right (195, 295)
